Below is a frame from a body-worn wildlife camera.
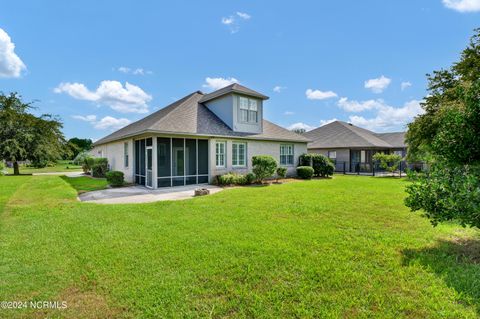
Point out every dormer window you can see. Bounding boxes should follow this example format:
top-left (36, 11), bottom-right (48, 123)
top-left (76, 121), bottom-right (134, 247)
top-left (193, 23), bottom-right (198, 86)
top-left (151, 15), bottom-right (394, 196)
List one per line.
top-left (239, 96), bottom-right (258, 123)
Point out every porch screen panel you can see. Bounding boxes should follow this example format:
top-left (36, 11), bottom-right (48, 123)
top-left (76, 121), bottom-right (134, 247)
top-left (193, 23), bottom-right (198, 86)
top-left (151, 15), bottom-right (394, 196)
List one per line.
top-left (197, 139), bottom-right (208, 183)
top-left (140, 139), bottom-right (146, 185)
top-left (135, 140), bottom-right (140, 184)
top-left (186, 139), bottom-right (197, 185)
top-left (172, 138), bottom-right (185, 186)
top-left (157, 138), bottom-right (171, 187)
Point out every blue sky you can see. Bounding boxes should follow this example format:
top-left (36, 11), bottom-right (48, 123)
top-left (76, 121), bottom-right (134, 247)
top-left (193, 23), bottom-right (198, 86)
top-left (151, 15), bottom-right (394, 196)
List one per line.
top-left (0, 0), bottom-right (479, 140)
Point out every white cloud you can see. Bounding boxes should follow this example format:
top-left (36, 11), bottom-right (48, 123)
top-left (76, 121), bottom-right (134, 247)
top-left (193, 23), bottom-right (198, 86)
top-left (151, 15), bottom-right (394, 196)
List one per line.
top-left (273, 85), bottom-right (286, 93)
top-left (401, 81), bottom-right (412, 91)
top-left (0, 28), bottom-right (26, 78)
top-left (202, 77), bottom-right (239, 90)
top-left (443, 0), bottom-right (480, 12)
top-left (364, 75), bottom-right (391, 93)
top-left (72, 114), bottom-right (131, 131)
top-left (337, 97), bottom-right (384, 112)
top-left (236, 12), bottom-right (251, 19)
top-left (117, 66), bottom-right (152, 75)
top-left (348, 99), bottom-right (424, 131)
top-left (284, 111), bottom-right (295, 115)
top-left (319, 118), bottom-right (338, 126)
top-left (306, 89), bottom-right (338, 100)
top-left (72, 114), bottom-right (97, 122)
top-left (287, 122), bottom-right (315, 131)
top-left (222, 11), bottom-right (251, 33)
top-left (94, 116), bottom-right (131, 130)
top-left (54, 80), bottom-right (152, 113)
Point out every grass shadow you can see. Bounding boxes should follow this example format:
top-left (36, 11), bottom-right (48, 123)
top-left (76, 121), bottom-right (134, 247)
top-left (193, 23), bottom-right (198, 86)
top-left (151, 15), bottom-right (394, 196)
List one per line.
top-left (402, 238), bottom-right (480, 312)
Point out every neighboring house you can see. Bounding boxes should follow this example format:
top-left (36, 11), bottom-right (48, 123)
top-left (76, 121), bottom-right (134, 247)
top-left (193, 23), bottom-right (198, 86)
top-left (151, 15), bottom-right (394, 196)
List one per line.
top-left (91, 84), bottom-right (308, 188)
top-left (303, 121), bottom-right (406, 173)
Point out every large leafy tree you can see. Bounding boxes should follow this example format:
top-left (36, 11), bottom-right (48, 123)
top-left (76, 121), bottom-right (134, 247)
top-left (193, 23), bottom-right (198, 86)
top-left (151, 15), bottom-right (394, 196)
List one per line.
top-left (65, 137), bottom-right (93, 159)
top-left (0, 92), bottom-right (67, 174)
top-left (405, 29), bottom-right (480, 227)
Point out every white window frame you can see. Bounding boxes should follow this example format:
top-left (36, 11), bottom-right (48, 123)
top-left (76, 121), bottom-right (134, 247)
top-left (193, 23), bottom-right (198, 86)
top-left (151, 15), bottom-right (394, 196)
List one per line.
top-left (239, 96), bottom-right (259, 124)
top-left (280, 144), bottom-right (294, 166)
top-left (232, 142), bottom-right (247, 167)
top-left (124, 142), bottom-right (129, 168)
top-left (215, 141), bottom-right (226, 168)
top-left (328, 150), bottom-right (336, 160)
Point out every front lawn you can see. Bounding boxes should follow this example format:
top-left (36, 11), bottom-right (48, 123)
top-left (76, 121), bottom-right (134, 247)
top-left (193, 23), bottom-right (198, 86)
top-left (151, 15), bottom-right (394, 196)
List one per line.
top-left (5, 160), bottom-right (82, 174)
top-left (60, 176), bottom-right (108, 194)
top-left (0, 175), bottom-right (479, 318)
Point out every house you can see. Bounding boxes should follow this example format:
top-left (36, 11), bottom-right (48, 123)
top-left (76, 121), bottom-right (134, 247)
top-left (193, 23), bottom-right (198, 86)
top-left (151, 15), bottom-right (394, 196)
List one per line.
top-left (91, 84), bottom-right (309, 188)
top-left (303, 121), bottom-right (406, 173)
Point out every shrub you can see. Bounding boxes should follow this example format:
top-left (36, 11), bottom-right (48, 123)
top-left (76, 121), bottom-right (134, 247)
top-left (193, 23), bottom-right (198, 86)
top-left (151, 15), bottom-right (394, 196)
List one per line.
top-left (91, 158), bottom-right (108, 178)
top-left (245, 172), bottom-right (256, 184)
top-left (299, 153), bottom-right (335, 177)
top-left (373, 153), bottom-right (402, 176)
top-left (297, 166), bottom-right (314, 179)
top-left (276, 167), bottom-right (287, 182)
top-left (217, 172), bottom-right (251, 186)
top-left (252, 155), bottom-right (277, 183)
top-left (0, 161), bottom-right (6, 176)
top-left (82, 156), bottom-right (95, 174)
top-left (106, 171), bottom-right (124, 187)
top-left (74, 151), bottom-right (90, 166)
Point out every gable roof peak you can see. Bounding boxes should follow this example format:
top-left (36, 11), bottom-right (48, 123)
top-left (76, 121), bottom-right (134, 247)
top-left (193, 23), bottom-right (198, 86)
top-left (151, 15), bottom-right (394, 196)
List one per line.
top-left (199, 83), bottom-right (269, 103)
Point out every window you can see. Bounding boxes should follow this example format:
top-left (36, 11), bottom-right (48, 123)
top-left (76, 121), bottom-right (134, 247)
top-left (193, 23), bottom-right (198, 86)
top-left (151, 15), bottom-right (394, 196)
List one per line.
top-left (124, 142), bottom-right (129, 167)
top-left (328, 151), bottom-right (336, 159)
top-left (280, 144), bottom-right (294, 165)
top-left (232, 142), bottom-right (246, 166)
top-left (239, 96), bottom-right (258, 123)
top-left (215, 141), bottom-right (226, 167)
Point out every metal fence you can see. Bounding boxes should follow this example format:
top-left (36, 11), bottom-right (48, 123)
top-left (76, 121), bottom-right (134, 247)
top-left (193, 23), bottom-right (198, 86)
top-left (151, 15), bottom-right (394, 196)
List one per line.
top-left (333, 160), bottom-right (428, 176)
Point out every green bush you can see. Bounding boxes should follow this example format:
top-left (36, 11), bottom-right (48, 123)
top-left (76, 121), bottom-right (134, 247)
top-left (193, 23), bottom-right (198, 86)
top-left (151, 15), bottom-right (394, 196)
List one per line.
top-left (91, 158), bottom-right (108, 178)
top-left (74, 151), bottom-right (90, 165)
top-left (252, 155), bottom-right (277, 183)
top-left (276, 167), bottom-right (287, 181)
top-left (106, 171), bottom-right (124, 187)
top-left (0, 161), bottom-right (5, 176)
top-left (245, 172), bottom-right (256, 184)
top-left (82, 156), bottom-right (95, 174)
top-left (297, 166), bottom-right (314, 179)
top-left (217, 172), bottom-right (251, 186)
top-left (299, 153), bottom-right (335, 177)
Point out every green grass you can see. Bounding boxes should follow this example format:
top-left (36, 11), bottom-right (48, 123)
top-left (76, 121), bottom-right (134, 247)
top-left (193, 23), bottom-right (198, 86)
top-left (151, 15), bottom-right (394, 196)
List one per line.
top-left (60, 176), bottom-right (108, 194)
top-left (0, 175), bottom-right (479, 318)
top-left (5, 160), bottom-right (82, 174)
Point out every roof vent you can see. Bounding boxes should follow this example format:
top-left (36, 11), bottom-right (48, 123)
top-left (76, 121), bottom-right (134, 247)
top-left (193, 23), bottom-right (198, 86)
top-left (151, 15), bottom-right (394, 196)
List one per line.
top-left (348, 122), bottom-right (353, 126)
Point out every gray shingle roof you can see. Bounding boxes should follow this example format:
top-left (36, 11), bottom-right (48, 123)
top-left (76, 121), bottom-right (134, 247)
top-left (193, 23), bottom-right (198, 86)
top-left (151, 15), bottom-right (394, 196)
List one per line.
top-left (94, 91), bottom-right (307, 146)
top-left (199, 83), bottom-right (269, 103)
top-left (303, 121), bottom-right (405, 149)
top-left (374, 132), bottom-right (406, 148)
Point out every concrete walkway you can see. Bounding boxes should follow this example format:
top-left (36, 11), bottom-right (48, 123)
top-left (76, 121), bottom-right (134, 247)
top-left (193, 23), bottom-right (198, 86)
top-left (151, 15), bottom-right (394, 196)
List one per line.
top-left (33, 171), bottom-right (84, 177)
top-left (79, 184), bottom-right (223, 204)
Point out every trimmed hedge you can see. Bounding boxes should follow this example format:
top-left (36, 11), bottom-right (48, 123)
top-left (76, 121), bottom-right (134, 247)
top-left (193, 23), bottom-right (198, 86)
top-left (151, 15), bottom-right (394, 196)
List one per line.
top-left (299, 153), bottom-right (335, 177)
top-left (106, 171), bottom-right (124, 187)
top-left (217, 172), bottom-right (253, 186)
top-left (252, 155), bottom-right (278, 183)
top-left (297, 166), bottom-right (314, 179)
top-left (276, 167), bottom-right (287, 180)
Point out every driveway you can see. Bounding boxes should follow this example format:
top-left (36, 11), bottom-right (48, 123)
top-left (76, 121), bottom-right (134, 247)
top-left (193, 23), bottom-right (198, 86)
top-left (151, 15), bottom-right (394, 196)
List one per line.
top-left (78, 184), bottom-right (223, 204)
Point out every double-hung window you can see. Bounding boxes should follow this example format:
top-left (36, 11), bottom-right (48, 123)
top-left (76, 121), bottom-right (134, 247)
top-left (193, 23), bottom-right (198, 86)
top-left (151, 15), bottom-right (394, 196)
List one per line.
top-left (124, 142), bottom-right (129, 167)
top-left (215, 141), bottom-right (226, 167)
top-left (280, 144), bottom-right (294, 166)
top-left (328, 150), bottom-right (336, 160)
top-left (232, 142), bottom-right (246, 167)
top-left (239, 97), bottom-right (258, 123)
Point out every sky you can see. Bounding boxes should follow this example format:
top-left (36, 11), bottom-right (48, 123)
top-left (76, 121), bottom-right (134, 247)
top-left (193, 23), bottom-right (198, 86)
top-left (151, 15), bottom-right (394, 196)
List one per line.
top-left (0, 0), bottom-right (479, 141)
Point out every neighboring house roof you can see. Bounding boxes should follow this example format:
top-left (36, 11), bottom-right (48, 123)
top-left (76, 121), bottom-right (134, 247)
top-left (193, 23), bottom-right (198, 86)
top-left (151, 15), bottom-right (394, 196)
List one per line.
top-left (303, 121), bottom-right (406, 149)
top-left (373, 132), bottom-right (406, 148)
top-left (199, 83), bottom-right (269, 103)
top-left (94, 90), bottom-right (308, 146)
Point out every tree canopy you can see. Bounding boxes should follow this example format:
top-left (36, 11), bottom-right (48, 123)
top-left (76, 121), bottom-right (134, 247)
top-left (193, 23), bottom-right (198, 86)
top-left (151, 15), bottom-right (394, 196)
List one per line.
top-left (0, 92), bottom-right (67, 174)
top-left (405, 29), bottom-right (480, 228)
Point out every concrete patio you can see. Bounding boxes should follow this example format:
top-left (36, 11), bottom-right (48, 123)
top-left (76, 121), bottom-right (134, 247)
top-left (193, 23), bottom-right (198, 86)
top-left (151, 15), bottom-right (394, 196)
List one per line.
top-left (78, 184), bottom-right (223, 204)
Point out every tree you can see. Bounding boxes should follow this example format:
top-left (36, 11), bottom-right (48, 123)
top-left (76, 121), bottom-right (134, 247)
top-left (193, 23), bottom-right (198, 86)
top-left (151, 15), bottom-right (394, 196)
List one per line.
top-left (372, 153), bottom-right (402, 176)
top-left (0, 92), bottom-right (67, 174)
top-left (405, 28), bottom-right (480, 227)
top-left (66, 138), bottom-right (93, 159)
top-left (291, 128), bottom-right (306, 134)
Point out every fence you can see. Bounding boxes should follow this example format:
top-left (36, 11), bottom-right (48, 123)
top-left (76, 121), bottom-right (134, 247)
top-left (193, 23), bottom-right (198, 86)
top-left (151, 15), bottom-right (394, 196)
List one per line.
top-left (333, 160), bottom-right (428, 176)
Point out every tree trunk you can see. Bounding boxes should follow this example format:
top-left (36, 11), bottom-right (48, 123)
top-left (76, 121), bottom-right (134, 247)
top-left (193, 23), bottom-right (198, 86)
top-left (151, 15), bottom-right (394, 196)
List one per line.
top-left (13, 161), bottom-right (20, 175)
